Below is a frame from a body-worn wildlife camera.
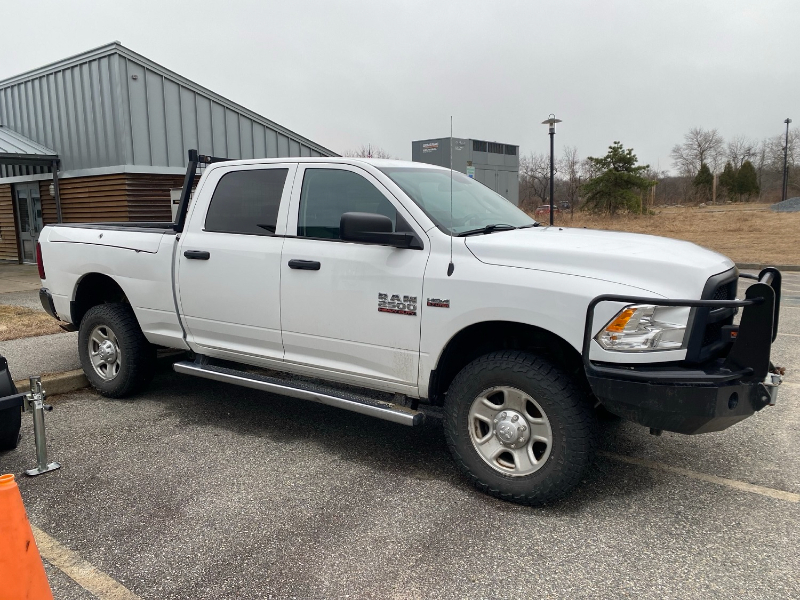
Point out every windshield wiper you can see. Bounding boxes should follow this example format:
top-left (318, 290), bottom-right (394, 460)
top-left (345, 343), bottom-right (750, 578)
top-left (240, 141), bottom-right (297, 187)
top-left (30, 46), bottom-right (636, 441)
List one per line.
top-left (517, 223), bottom-right (539, 229)
top-left (456, 224), bottom-right (518, 237)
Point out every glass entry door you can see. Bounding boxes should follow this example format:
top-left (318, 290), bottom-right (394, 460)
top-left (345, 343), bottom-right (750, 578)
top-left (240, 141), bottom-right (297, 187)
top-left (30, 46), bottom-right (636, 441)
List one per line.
top-left (15, 183), bottom-right (43, 264)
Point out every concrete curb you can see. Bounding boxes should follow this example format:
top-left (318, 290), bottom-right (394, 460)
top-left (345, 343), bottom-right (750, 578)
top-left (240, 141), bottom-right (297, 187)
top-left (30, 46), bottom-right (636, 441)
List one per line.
top-left (736, 263), bottom-right (800, 272)
top-left (9, 353), bottom-right (183, 397)
top-left (14, 369), bottom-right (88, 396)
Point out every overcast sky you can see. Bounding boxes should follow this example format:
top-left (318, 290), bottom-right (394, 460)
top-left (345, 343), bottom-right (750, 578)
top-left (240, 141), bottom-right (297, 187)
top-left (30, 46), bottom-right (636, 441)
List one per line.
top-left (1, 0), bottom-right (797, 172)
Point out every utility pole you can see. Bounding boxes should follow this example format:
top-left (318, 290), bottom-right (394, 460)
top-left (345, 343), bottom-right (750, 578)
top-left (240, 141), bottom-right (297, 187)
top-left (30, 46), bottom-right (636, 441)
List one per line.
top-left (782, 118), bottom-right (792, 203)
top-left (712, 172), bottom-right (717, 204)
top-left (541, 115), bottom-right (562, 226)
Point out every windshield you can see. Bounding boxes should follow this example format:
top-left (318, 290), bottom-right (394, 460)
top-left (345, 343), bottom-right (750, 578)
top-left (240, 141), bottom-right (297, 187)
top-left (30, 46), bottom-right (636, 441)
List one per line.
top-left (379, 167), bottom-right (535, 235)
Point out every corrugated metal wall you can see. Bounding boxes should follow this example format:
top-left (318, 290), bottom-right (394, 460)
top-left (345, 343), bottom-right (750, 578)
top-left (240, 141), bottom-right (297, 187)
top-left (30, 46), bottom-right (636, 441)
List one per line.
top-left (116, 55), bottom-right (324, 167)
top-left (0, 44), bottom-right (332, 178)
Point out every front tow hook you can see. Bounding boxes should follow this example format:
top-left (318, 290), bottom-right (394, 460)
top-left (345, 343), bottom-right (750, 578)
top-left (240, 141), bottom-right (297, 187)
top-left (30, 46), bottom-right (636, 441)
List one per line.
top-left (756, 372), bottom-right (783, 409)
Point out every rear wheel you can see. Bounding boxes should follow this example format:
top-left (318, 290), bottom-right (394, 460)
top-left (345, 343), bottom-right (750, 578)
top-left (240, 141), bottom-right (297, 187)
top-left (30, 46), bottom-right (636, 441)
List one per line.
top-left (444, 351), bottom-right (597, 505)
top-left (78, 303), bottom-right (156, 398)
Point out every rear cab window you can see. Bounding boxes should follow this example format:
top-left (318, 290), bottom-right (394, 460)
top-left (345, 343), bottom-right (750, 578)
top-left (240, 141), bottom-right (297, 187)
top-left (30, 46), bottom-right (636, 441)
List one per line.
top-left (205, 169), bottom-right (289, 235)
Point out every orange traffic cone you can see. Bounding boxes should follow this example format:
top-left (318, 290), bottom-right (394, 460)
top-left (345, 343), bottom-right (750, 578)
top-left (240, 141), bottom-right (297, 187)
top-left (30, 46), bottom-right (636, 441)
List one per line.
top-left (0, 474), bottom-right (53, 600)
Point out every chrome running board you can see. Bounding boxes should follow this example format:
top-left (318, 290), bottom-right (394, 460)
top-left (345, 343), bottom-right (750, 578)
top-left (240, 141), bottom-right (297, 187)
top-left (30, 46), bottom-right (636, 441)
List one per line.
top-left (173, 360), bottom-right (424, 427)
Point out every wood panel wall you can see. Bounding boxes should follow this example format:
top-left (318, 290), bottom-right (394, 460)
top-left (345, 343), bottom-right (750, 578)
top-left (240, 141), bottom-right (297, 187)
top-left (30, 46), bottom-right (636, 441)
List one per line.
top-left (57, 174), bottom-right (137, 222)
top-left (0, 185), bottom-right (19, 261)
top-left (39, 180), bottom-right (59, 225)
top-left (40, 173), bottom-right (183, 223)
top-left (126, 174), bottom-right (184, 222)
top-left (0, 172), bottom-right (183, 261)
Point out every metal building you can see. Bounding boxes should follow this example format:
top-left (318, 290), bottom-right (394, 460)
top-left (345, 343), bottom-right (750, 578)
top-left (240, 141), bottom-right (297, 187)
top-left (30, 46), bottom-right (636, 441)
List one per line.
top-left (0, 42), bottom-right (336, 263)
top-left (412, 137), bottom-right (519, 205)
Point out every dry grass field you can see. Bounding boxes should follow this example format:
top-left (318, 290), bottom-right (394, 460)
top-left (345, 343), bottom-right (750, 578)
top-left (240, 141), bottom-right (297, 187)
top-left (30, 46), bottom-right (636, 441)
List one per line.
top-left (0, 305), bottom-right (64, 341)
top-left (544, 204), bottom-right (800, 265)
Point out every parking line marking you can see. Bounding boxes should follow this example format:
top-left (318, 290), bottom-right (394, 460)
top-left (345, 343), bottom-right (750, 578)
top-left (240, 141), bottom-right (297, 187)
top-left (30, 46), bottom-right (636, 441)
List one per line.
top-left (601, 452), bottom-right (800, 503)
top-left (32, 525), bottom-right (142, 600)
top-left (780, 332), bottom-right (800, 337)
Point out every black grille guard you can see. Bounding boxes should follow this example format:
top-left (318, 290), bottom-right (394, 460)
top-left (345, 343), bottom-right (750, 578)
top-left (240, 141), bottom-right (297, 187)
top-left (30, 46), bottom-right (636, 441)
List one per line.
top-left (582, 268), bottom-right (781, 385)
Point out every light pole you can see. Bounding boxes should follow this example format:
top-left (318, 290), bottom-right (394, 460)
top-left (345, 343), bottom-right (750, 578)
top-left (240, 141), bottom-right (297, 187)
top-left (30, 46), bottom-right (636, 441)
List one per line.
top-left (782, 118), bottom-right (792, 203)
top-left (541, 115), bottom-right (562, 225)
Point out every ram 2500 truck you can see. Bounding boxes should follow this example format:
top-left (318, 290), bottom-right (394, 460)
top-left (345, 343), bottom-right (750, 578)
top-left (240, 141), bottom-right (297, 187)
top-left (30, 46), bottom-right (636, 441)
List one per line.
top-left (36, 151), bottom-right (783, 505)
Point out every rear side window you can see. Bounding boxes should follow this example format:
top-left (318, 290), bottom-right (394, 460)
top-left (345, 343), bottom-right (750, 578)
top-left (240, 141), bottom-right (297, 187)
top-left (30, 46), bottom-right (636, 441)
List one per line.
top-left (297, 168), bottom-right (396, 239)
top-left (205, 169), bottom-right (288, 235)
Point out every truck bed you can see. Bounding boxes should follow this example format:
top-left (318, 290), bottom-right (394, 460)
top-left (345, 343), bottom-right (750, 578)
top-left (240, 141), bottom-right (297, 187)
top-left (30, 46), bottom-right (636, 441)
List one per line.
top-left (40, 222), bottom-right (185, 349)
top-left (51, 222), bottom-right (175, 232)
top-left (48, 222), bottom-right (175, 254)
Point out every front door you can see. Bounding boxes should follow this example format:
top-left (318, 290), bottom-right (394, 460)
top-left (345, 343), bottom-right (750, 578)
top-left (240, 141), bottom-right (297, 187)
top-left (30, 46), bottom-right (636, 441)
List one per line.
top-left (280, 164), bottom-right (429, 390)
top-left (14, 183), bottom-right (43, 263)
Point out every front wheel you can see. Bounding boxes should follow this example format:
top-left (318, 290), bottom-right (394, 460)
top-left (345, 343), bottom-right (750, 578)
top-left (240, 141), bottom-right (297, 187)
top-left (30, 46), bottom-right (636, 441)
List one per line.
top-left (444, 351), bottom-right (597, 505)
top-left (78, 303), bottom-right (156, 398)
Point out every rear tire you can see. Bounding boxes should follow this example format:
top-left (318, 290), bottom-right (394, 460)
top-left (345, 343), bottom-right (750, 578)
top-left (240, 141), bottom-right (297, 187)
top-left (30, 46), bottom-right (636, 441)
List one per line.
top-left (78, 303), bottom-right (156, 398)
top-left (444, 351), bottom-right (597, 506)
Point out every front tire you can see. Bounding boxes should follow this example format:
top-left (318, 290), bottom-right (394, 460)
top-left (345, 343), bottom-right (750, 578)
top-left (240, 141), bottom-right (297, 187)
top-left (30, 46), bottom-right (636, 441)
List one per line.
top-left (444, 351), bottom-right (597, 506)
top-left (78, 303), bottom-right (156, 398)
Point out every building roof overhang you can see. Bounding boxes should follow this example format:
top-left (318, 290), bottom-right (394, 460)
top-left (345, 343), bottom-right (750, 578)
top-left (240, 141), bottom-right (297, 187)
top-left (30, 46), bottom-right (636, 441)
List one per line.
top-left (0, 125), bottom-right (59, 167)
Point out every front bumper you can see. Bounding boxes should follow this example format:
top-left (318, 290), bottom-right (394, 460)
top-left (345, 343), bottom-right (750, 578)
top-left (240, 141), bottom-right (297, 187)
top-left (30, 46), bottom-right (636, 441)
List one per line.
top-left (583, 268), bottom-right (782, 435)
top-left (588, 371), bottom-right (779, 434)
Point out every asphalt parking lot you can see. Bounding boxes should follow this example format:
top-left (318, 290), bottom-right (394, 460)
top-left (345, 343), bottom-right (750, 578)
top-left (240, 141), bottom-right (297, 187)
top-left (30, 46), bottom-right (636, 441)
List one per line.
top-left (2, 273), bottom-right (799, 599)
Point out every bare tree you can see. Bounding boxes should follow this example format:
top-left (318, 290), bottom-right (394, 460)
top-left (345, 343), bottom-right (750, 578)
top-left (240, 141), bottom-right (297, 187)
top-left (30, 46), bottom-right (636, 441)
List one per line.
top-left (557, 146), bottom-right (584, 215)
top-left (739, 130), bottom-right (800, 202)
top-left (344, 144), bottom-right (395, 159)
top-left (765, 129), bottom-right (799, 171)
top-left (726, 135), bottom-right (756, 169)
top-left (518, 152), bottom-right (550, 209)
top-left (671, 127), bottom-right (725, 176)
top-left (753, 139), bottom-right (769, 199)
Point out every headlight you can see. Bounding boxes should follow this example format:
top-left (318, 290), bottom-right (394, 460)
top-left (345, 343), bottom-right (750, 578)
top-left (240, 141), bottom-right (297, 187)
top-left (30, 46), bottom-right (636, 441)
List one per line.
top-left (595, 304), bottom-right (688, 352)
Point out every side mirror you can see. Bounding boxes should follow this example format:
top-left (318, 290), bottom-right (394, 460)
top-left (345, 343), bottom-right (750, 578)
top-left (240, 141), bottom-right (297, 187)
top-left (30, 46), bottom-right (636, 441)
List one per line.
top-left (339, 212), bottom-right (422, 249)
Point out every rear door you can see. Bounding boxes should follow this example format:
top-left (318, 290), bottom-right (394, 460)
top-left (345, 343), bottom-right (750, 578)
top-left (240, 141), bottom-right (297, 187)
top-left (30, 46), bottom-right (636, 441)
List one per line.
top-left (280, 164), bottom-right (430, 390)
top-left (177, 163), bottom-right (297, 362)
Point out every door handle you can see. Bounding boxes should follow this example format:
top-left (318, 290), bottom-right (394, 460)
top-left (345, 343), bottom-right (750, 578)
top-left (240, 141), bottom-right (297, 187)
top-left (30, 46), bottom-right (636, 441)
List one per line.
top-left (184, 250), bottom-right (210, 260)
top-left (288, 259), bottom-right (320, 271)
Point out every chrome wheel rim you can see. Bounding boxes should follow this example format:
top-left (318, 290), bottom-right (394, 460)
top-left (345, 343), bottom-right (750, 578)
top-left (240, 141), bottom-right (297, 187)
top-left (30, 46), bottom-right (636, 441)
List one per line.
top-left (468, 386), bottom-right (553, 477)
top-left (88, 325), bottom-right (122, 381)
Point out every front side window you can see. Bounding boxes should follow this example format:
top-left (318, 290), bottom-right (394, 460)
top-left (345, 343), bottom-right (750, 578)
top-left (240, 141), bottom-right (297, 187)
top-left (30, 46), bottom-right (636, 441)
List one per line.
top-left (379, 167), bottom-right (533, 235)
top-left (297, 168), bottom-right (396, 239)
top-left (205, 168), bottom-right (288, 235)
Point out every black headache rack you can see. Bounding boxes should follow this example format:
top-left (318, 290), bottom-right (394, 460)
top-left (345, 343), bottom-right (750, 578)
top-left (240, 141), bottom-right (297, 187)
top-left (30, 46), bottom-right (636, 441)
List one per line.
top-left (582, 268), bottom-right (782, 435)
top-left (173, 149), bottom-right (231, 233)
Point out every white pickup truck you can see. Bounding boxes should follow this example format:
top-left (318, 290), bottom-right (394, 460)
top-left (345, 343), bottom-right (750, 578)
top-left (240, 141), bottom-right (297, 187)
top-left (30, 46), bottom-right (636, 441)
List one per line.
top-left (36, 151), bottom-right (783, 504)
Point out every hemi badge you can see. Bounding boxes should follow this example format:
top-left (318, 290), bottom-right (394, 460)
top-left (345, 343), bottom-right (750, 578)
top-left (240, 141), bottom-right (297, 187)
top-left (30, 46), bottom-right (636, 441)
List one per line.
top-left (427, 298), bottom-right (450, 308)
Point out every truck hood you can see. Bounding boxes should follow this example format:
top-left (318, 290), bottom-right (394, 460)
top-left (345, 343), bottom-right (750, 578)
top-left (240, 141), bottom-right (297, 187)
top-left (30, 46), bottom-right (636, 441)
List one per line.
top-left (464, 226), bottom-right (735, 297)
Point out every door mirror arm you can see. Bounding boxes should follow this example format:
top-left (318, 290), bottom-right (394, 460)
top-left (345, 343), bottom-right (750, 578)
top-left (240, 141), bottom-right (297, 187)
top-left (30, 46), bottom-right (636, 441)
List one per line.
top-left (348, 230), bottom-right (422, 249)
